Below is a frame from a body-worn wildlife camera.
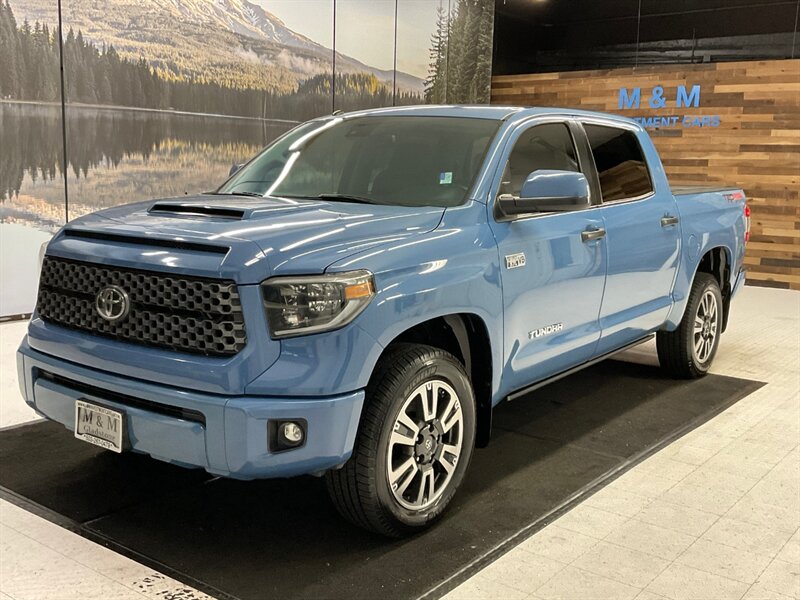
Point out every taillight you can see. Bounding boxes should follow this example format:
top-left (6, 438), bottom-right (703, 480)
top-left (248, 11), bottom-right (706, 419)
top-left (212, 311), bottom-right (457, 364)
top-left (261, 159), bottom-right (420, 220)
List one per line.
top-left (744, 204), bottom-right (751, 243)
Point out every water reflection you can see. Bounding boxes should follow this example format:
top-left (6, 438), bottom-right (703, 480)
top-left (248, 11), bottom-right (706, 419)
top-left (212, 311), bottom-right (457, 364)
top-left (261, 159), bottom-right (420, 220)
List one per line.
top-left (0, 102), bottom-right (293, 231)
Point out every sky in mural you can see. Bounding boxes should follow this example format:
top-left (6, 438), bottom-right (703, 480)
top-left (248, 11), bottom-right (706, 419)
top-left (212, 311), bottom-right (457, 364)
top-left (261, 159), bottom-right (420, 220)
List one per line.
top-left (262, 0), bottom-right (444, 78)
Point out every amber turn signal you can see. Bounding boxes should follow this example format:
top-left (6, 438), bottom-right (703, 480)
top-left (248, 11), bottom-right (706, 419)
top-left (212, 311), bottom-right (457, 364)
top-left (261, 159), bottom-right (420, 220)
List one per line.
top-left (344, 280), bottom-right (374, 301)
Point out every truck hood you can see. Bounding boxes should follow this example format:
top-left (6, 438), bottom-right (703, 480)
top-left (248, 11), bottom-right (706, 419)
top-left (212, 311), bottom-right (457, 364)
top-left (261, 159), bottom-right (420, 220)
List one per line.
top-left (51, 194), bottom-right (444, 283)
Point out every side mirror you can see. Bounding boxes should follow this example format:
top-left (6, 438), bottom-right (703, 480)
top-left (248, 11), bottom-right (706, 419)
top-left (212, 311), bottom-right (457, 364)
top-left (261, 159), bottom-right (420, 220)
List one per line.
top-left (229, 163), bottom-right (244, 177)
top-left (498, 170), bottom-right (590, 216)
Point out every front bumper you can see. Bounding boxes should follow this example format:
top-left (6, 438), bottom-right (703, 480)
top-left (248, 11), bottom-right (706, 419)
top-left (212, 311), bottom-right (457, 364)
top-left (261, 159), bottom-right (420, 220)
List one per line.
top-left (16, 338), bottom-right (364, 479)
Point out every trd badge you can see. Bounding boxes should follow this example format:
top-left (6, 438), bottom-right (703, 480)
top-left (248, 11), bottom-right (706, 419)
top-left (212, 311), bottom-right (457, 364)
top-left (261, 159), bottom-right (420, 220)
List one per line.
top-left (505, 252), bottom-right (526, 269)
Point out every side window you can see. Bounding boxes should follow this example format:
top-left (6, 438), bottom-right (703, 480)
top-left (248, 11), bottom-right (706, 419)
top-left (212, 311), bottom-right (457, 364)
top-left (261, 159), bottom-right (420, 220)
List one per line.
top-left (499, 123), bottom-right (579, 197)
top-left (584, 125), bottom-right (653, 202)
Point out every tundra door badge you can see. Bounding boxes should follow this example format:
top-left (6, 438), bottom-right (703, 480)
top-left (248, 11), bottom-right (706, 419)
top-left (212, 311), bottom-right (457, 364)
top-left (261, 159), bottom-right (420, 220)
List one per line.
top-left (529, 323), bottom-right (564, 339)
top-left (505, 252), bottom-right (526, 270)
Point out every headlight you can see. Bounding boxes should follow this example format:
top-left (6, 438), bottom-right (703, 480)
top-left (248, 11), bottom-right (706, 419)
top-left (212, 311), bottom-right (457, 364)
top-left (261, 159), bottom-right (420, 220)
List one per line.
top-left (261, 270), bottom-right (375, 338)
top-left (38, 240), bottom-right (50, 272)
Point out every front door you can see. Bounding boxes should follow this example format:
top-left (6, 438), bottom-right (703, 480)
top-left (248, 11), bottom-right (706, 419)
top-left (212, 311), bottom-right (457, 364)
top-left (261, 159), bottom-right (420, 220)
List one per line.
top-left (489, 121), bottom-right (608, 397)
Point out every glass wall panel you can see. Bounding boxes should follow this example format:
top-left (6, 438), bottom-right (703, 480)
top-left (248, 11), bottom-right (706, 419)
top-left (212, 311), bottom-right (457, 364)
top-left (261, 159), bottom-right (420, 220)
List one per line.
top-left (638, 0), bottom-right (798, 64)
top-left (59, 0), bottom-right (341, 223)
top-left (494, 0), bottom-right (639, 75)
top-left (0, 1), bottom-right (65, 316)
top-left (443, 0), bottom-right (495, 103)
top-left (494, 0), bottom-right (798, 75)
top-left (397, 0), bottom-right (495, 105)
top-left (333, 0), bottom-right (396, 111)
top-left (395, 0), bottom-right (441, 105)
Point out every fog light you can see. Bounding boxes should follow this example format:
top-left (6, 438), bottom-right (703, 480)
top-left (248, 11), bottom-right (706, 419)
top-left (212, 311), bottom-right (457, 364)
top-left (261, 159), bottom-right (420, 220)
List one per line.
top-left (269, 419), bottom-right (307, 452)
top-left (281, 422), bottom-right (304, 444)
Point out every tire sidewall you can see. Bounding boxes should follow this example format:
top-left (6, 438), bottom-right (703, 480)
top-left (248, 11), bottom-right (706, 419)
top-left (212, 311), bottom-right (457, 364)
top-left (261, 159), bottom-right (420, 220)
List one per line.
top-left (373, 353), bottom-right (476, 530)
top-left (686, 275), bottom-right (723, 374)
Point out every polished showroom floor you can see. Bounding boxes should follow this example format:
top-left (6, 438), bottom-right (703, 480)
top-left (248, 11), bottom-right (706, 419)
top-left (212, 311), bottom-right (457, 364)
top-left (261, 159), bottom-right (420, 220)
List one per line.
top-left (1, 286), bottom-right (798, 600)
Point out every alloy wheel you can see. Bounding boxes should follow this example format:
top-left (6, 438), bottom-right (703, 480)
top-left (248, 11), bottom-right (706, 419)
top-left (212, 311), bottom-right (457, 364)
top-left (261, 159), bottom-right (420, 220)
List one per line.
top-left (386, 379), bottom-right (464, 511)
top-left (693, 289), bottom-right (718, 363)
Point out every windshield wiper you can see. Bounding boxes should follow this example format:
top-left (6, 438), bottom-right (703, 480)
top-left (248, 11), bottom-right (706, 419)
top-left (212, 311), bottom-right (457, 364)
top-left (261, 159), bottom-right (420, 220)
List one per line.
top-left (211, 191), bottom-right (264, 198)
top-left (315, 193), bottom-right (380, 205)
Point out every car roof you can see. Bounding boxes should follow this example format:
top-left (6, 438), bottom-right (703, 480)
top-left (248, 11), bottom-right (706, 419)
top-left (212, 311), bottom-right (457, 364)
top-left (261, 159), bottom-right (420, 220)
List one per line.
top-left (336, 105), bottom-right (525, 120)
top-left (330, 104), bottom-right (639, 126)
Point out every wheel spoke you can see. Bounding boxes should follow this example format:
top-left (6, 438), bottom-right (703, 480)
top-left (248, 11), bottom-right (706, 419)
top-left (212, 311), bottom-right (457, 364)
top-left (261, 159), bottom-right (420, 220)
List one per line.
top-left (440, 395), bottom-right (461, 433)
top-left (390, 427), bottom-right (416, 447)
top-left (416, 468), bottom-right (435, 505)
top-left (437, 455), bottom-right (456, 475)
top-left (389, 456), bottom-right (418, 496)
top-left (391, 408), bottom-right (419, 447)
top-left (438, 443), bottom-right (459, 475)
top-left (694, 336), bottom-right (704, 356)
top-left (395, 410), bottom-right (420, 439)
top-left (694, 316), bottom-right (704, 333)
top-left (421, 382), bottom-right (438, 422)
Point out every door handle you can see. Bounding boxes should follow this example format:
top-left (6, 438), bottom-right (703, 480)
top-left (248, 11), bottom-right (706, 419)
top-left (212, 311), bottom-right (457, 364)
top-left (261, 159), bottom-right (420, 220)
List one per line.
top-left (581, 228), bottom-right (606, 242)
top-left (661, 215), bottom-right (680, 227)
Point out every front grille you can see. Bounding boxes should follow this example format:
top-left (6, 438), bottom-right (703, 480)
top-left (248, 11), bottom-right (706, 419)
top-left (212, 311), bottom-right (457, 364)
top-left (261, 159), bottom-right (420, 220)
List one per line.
top-left (37, 256), bottom-right (247, 356)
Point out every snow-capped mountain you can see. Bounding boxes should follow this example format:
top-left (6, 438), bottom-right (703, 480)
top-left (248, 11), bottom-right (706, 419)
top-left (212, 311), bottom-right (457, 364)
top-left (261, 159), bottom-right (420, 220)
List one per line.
top-left (14, 0), bottom-right (424, 93)
top-left (165, 0), bottom-right (322, 52)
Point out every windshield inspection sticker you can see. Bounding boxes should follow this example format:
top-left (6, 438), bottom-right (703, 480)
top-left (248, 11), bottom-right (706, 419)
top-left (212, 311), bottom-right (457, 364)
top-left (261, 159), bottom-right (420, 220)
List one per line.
top-left (439, 171), bottom-right (453, 185)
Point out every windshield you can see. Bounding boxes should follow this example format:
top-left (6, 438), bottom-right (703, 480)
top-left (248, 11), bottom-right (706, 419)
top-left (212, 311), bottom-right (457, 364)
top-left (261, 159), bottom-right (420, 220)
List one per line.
top-left (216, 116), bottom-right (499, 207)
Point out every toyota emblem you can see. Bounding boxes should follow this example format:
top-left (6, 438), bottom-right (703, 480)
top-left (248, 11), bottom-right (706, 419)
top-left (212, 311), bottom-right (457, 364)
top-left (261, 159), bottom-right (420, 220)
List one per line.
top-left (95, 285), bottom-right (130, 322)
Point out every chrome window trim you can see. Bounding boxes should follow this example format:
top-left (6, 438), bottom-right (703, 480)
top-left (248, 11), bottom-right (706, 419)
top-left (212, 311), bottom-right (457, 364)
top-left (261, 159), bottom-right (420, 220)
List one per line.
top-left (493, 190), bottom-right (656, 223)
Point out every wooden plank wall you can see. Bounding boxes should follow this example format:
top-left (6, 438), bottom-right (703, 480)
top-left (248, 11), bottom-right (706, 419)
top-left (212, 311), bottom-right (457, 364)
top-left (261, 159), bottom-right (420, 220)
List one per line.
top-left (492, 59), bottom-right (800, 290)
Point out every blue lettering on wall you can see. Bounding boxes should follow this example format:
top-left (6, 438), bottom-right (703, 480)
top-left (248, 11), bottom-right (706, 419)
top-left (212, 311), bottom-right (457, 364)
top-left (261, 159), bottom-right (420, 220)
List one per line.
top-left (618, 83), bottom-right (718, 128)
top-left (618, 87), bottom-right (641, 109)
top-left (648, 86), bottom-right (667, 109)
top-left (676, 85), bottom-right (701, 108)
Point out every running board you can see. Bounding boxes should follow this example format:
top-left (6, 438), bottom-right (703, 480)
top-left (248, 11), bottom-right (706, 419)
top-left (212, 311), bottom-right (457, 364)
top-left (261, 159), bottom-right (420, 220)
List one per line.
top-left (506, 334), bottom-right (655, 402)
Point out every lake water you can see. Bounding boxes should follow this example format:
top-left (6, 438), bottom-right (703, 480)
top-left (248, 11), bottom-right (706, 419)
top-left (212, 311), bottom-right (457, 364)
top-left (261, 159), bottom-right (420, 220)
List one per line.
top-left (0, 102), bottom-right (294, 315)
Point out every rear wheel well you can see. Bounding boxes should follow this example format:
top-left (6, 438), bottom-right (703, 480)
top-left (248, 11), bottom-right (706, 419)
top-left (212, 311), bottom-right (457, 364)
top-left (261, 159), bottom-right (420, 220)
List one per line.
top-left (386, 315), bottom-right (493, 447)
top-left (696, 247), bottom-right (731, 331)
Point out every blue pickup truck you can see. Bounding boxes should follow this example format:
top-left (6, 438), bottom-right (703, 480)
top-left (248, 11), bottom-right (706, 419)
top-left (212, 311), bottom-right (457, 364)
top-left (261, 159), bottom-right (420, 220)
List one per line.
top-left (18, 106), bottom-right (749, 536)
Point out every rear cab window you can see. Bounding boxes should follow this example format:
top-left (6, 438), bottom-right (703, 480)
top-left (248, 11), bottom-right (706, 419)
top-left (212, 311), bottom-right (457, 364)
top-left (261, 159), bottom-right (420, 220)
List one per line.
top-left (584, 124), bottom-right (653, 202)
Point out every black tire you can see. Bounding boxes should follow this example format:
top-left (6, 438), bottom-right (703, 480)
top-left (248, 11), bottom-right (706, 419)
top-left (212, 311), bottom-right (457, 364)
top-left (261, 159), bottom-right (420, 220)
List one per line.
top-left (657, 272), bottom-right (724, 379)
top-left (325, 343), bottom-right (476, 537)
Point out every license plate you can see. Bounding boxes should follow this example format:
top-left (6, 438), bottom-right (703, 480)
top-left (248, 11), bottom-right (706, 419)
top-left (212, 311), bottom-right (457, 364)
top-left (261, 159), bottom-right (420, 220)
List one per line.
top-left (74, 400), bottom-right (125, 453)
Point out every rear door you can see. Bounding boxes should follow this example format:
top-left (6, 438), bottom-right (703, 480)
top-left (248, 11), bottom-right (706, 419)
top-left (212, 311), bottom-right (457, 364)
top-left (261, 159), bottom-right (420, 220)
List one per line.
top-left (488, 119), bottom-right (608, 397)
top-left (578, 122), bottom-right (681, 354)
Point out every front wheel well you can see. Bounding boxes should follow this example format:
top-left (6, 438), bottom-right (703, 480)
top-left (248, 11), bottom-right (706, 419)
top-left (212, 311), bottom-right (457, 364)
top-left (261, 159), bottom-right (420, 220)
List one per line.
top-left (695, 246), bottom-right (732, 331)
top-left (383, 314), bottom-right (493, 447)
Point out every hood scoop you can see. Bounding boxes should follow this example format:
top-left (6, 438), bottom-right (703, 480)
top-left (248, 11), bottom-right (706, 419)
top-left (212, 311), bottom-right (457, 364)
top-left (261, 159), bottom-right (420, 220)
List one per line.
top-left (148, 202), bottom-right (248, 220)
top-left (63, 229), bottom-right (230, 255)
